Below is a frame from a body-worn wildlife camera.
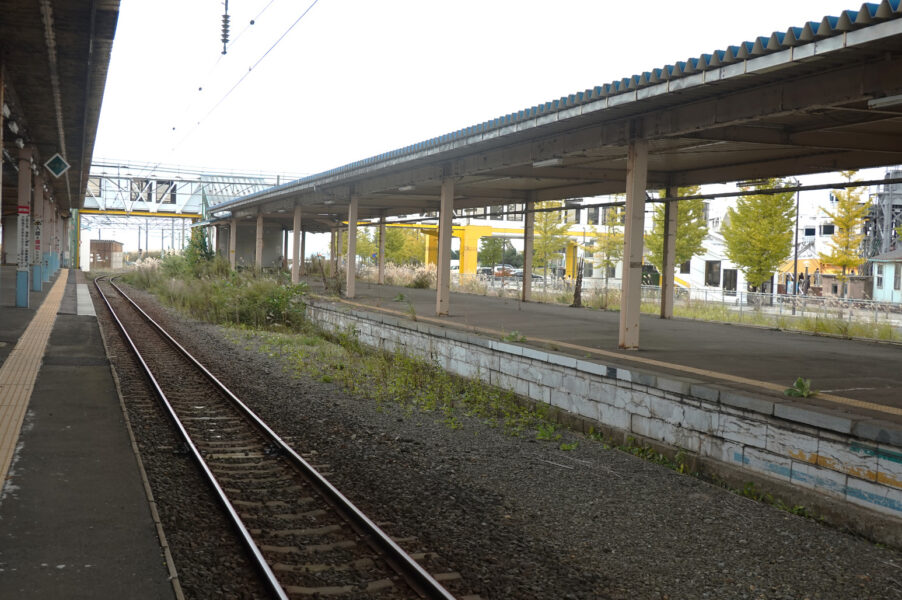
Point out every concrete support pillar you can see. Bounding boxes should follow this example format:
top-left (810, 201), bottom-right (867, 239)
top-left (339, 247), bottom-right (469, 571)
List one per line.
top-left (229, 218), bottom-right (238, 269)
top-left (660, 186), bottom-right (678, 319)
top-left (346, 196), bottom-right (358, 298)
top-left (291, 205), bottom-right (302, 284)
top-left (329, 229), bottom-right (337, 275)
top-left (300, 230), bottom-right (306, 275)
top-left (336, 229), bottom-right (344, 271)
top-left (62, 215), bottom-right (69, 268)
top-left (41, 182), bottom-right (50, 280)
top-left (436, 178), bottom-right (454, 316)
top-left (522, 194), bottom-right (536, 302)
top-left (17, 148), bottom-right (33, 306)
top-left (32, 172), bottom-right (44, 288)
top-left (47, 206), bottom-right (54, 272)
top-left (255, 212), bottom-right (264, 271)
top-left (44, 205), bottom-right (52, 274)
top-left (55, 208), bottom-right (62, 272)
top-left (378, 215), bottom-right (386, 285)
top-left (281, 227), bottom-right (288, 270)
top-left (0, 77), bottom-right (3, 275)
top-left (619, 138), bottom-right (648, 349)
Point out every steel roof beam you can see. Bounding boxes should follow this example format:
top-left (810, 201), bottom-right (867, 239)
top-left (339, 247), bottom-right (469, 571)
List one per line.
top-left (672, 149), bottom-right (902, 186)
top-left (685, 124), bottom-right (902, 153)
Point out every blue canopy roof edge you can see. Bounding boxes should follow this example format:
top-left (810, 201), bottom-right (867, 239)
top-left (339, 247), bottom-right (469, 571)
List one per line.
top-left (215, 1), bottom-right (902, 213)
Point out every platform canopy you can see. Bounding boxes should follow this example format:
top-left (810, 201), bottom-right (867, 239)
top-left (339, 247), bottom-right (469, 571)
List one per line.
top-left (1, 0), bottom-right (120, 216)
top-left (213, 3), bottom-right (902, 232)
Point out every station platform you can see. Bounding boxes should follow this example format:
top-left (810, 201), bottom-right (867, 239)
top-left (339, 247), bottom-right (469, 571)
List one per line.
top-left (341, 280), bottom-right (902, 427)
top-left (0, 266), bottom-right (175, 599)
top-left (311, 280), bottom-right (902, 539)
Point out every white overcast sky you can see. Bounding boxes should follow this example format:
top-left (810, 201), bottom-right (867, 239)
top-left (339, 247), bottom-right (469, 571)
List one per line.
top-left (93, 0), bottom-right (866, 177)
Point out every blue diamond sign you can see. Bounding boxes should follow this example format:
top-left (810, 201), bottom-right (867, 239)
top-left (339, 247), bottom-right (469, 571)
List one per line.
top-left (44, 153), bottom-right (70, 178)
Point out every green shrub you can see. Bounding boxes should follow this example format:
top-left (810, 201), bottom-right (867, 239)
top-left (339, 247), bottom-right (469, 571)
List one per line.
top-left (122, 254), bottom-right (307, 330)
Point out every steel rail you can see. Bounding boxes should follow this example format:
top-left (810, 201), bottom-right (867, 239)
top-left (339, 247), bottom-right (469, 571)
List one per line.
top-left (97, 276), bottom-right (457, 600)
top-left (94, 276), bottom-right (289, 600)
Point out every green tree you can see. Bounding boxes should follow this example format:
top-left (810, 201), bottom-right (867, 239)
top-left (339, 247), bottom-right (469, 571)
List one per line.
top-left (819, 171), bottom-right (869, 297)
top-left (532, 201), bottom-right (570, 279)
top-left (721, 179), bottom-right (796, 290)
top-left (184, 227), bottom-right (213, 266)
top-left (382, 227), bottom-right (426, 265)
top-left (591, 204), bottom-right (623, 282)
top-left (644, 186), bottom-right (707, 274)
top-left (478, 237), bottom-right (505, 266)
top-left (502, 244), bottom-right (523, 268)
top-left (340, 227), bottom-right (378, 262)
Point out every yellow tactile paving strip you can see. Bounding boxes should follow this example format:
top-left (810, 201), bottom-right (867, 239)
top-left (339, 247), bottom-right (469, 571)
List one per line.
top-left (0, 269), bottom-right (68, 485)
top-left (337, 298), bottom-right (902, 419)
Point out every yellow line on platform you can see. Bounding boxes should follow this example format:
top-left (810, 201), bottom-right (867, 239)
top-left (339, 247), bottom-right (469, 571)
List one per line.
top-left (0, 270), bottom-right (69, 485)
top-left (336, 298), bottom-right (902, 418)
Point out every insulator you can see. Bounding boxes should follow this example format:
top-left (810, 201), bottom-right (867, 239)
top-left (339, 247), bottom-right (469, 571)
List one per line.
top-left (221, 13), bottom-right (230, 54)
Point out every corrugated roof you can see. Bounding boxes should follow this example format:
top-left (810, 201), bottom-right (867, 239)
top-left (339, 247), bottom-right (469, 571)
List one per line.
top-left (871, 247), bottom-right (902, 261)
top-left (298, 1), bottom-right (902, 183)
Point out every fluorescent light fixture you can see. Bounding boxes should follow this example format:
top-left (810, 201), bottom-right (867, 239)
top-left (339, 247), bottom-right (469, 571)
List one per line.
top-left (7, 120), bottom-right (18, 134)
top-left (398, 185), bottom-right (415, 192)
top-left (1, 103), bottom-right (10, 118)
top-left (868, 94), bottom-right (902, 109)
top-left (532, 157), bottom-right (564, 168)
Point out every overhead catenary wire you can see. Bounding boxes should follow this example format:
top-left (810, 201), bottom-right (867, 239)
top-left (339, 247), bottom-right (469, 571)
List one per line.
top-left (176, 0), bottom-right (321, 150)
top-left (133, 0), bottom-right (310, 183)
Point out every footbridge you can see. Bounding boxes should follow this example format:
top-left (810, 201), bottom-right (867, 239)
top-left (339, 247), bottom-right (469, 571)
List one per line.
top-left (74, 161), bottom-right (300, 267)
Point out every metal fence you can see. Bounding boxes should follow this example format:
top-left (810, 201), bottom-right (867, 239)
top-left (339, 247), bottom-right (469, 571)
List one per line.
top-left (450, 273), bottom-right (902, 329)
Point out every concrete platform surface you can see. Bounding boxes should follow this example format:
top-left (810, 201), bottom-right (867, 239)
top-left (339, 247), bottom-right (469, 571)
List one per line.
top-left (341, 281), bottom-right (902, 426)
top-left (0, 267), bottom-right (174, 599)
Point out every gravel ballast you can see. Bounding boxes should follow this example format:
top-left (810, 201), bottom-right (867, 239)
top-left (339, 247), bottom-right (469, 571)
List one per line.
top-left (96, 283), bottom-right (902, 600)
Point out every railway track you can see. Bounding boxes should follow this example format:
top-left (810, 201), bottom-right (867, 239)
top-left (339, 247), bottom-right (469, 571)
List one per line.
top-left (94, 276), bottom-right (460, 599)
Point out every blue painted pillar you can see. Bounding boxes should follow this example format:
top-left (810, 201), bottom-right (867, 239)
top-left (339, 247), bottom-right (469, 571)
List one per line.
top-left (16, 148), bottom-right (33, 308)
top-left (31, 264), bottom-right (42, 291)
top-left (16, 270), bottom-right (30, 307)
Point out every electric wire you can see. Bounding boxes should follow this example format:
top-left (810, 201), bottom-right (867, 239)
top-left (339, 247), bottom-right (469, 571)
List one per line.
top-left (134, 0), bottom-right (291, 182)
top-left (173, 0), bottom-right (320, 153)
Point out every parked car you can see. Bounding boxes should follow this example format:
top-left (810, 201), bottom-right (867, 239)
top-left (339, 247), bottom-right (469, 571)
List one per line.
top-left (493, 264), bottom-right (515, 277)
top-left (513, 270), bottom-right (545, 281)
top-left (476, 266), bottom-right (493, 277)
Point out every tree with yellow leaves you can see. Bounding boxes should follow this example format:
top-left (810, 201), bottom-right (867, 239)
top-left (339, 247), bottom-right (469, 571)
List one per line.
top-left (721, 179), bottom-right (796, 291)
top-left (592, 204), bottom-right (624, 284)
top-left (533, 201), bottom-right (570, 280)
top-left (644, 186), bottom-right (707, 275)
top-left (818, 171), bottom-right (869, 298)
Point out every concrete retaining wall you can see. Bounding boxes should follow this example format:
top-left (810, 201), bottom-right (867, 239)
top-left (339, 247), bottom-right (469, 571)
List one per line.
top-left (306, 299), bottom-right (902, 544)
